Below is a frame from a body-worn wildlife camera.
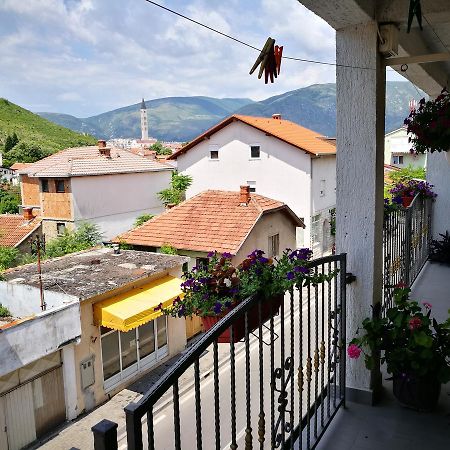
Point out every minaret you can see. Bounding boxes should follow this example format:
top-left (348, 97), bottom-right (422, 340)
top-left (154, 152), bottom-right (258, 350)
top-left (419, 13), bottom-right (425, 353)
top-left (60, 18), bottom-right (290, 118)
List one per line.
top-left (140, 98), bottom-right (149, 140)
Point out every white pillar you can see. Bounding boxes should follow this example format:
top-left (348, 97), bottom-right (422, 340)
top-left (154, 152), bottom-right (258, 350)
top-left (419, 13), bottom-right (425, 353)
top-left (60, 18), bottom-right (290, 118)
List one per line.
top-left (336, 21), bottom-right (385, 404)
top-left (62, 345), bottom-right (79, 420)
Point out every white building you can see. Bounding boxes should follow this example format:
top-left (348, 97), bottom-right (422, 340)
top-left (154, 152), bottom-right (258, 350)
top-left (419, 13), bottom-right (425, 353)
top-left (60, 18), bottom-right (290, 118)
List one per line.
top-left (384, 127), bottom-right (427, 169)
top-left (169, 114), bottom-right (337, 254)
top-left (18, 140), bottom-right (174, 240)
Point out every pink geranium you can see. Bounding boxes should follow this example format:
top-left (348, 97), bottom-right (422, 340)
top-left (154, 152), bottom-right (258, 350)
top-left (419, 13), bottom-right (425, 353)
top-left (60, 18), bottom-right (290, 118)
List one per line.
top-left (423, 301), bottom-right (432, 310)
top-left (347, 344), bottom-right (362, 359)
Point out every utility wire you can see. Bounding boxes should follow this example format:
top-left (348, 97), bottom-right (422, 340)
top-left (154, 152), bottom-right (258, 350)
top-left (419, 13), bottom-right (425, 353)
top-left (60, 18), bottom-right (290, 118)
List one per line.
top-left (142, 0), bottom-right (380, 72)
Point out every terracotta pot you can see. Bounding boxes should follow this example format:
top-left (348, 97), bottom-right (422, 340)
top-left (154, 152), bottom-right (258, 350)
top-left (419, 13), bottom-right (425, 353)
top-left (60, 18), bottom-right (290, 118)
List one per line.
top-left (392, 373), bottom-right (441, 411)
top-left (402, 195), bottom-right (414, 208)
top-left (201, 294), bottom-right (283, 343)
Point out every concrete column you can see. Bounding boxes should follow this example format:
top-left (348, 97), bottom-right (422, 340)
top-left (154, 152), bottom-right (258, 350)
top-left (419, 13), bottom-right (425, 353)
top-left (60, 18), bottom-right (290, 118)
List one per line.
top-left (336, 21), bottom-right (385, 404)
top-left (62, 345), bottom-right (79, 420)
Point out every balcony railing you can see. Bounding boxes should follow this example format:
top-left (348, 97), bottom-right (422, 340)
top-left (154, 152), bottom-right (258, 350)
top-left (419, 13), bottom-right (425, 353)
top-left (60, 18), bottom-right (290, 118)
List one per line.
top-left (382, 195), bottom-right (433, 311)
top-left (92, 254), bottom-right (347, 450)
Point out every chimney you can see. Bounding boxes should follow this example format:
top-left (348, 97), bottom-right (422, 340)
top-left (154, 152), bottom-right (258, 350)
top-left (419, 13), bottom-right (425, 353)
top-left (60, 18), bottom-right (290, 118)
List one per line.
top-left (98, 140), bottom-right (107, 148)
top-left (23, 207), bottom-right (34, 221)
top-left (240, 185), bottom-right (251, 206)
top-left (272, 113), bottom-right (282, 120)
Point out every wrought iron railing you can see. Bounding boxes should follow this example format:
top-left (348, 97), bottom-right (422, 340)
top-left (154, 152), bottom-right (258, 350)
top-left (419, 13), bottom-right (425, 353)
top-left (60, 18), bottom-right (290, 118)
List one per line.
top-left (92, 254), bottom-right (347, 450)
top-left (382, 195), bottom-right (432, 311)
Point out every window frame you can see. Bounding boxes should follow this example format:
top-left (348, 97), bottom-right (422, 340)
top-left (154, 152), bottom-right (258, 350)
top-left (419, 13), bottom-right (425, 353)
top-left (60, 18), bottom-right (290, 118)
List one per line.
top-left (41, 179), bottom-right (49, 193)
top-left (209, 145), bottom-right (219, 161)
top-left (392, 155), bottom-right (404, 165)
top-left (246, 181), bottom-right (256, 193)
top-left (268, 233), bottom-right (280, 258)
top-left (319, 179), bottom-right (326, 197)
top-left (56, 222), bottom-right (66, 236)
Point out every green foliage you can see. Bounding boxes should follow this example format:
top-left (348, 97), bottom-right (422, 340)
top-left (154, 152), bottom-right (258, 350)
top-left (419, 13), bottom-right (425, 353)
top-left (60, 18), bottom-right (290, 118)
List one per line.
top-left (329, 208), bottom-right (336, 236)
top-left (44, 222), bottom-right (103, 258)
top-left (389, 165), bottom-right (426, 184)
top-left (149, 141), bottom-right (172, 155)
top-left (0, 304), bottom-right (11, 318)
top-left (157, 171), bottom-right (193, 206)
top-left (2, 142), bottom-right (51, 168)
top-left (0, 98), bottom-right (96, 167)
top-left (0, 246), bottom-right (19, 271)
top-left (349, 286), bottom-right (450, 383)
top-left (134, 213), bottom-right (154, 227)
top-left (0, 185), bottom-right (20, 213)
top-left (159, 244), bottom-right (178, 255)
top-left (429, 231), bottom-right (450, 265)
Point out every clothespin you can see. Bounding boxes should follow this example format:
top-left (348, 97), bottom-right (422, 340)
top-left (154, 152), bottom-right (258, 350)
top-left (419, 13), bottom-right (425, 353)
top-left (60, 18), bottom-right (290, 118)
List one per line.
top-left (250, 38), bottom-right (283, 84)
top-left (249, 37), bottom-right (275, 76)
top-left (274, 45), bottom-right (283, 75)
top-left (407, 0), bottom-right (423, 33)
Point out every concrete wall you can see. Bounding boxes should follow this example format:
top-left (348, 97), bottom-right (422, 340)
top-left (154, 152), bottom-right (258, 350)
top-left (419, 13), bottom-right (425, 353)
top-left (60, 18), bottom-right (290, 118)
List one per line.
top-left (0, 282), bottom-right (78, 316)
top-left (311, 156), bottom-right (336, 214)
top-left (176, 121), bottom-right (313, 242)
top-left (0, 302), bottom-right (81, 377)
top-left (428, 151), bottom-right (450, 238)
top-left (70, 171), bottom-right (171, 240)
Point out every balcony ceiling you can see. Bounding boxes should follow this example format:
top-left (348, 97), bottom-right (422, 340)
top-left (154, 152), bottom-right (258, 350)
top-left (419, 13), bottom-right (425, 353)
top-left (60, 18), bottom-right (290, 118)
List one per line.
top-left (298, 0), bottom-right (450, 96)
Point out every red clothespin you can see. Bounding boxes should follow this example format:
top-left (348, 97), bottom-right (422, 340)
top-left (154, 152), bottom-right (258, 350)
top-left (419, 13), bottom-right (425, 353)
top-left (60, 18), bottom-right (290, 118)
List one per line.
top-left (274, 45), bottom-right (283, 75)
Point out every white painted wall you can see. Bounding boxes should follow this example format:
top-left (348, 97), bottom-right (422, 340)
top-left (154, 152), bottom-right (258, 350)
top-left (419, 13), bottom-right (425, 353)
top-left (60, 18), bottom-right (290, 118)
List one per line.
top-left (0, 302), bottom-right (81, 377)
top-left (311, 156), bottom-right (336, 214)
top-left (384, 128), bottom-right (427, 169)
top-left (0, 282), bottom-right (77, 316)
top-left (428, 151), bottom-right (450, 238)
top-left (176, 121), bottom-right (313, 243)
top-left (70, 171), bottom-right (172, 240)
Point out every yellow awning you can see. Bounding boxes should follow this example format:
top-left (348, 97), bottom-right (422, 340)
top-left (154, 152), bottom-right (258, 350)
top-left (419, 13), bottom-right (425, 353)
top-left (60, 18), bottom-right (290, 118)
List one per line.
top-left (93, 275), bottom-right (183, 332)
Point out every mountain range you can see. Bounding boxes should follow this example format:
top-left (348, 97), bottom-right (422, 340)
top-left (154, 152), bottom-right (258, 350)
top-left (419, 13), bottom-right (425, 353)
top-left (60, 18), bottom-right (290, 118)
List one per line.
top-left (38, 82), bottom-right (423, 142)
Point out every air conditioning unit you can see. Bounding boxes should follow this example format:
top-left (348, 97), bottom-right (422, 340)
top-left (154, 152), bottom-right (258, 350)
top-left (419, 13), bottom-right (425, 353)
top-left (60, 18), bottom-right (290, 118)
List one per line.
top-left (379, 24), bottom-right (399, 57)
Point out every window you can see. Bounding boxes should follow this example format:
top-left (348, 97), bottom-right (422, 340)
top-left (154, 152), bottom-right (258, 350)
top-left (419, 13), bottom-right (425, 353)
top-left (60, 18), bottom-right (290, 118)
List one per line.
top-left (247, 181), bottom-right (256, 193)
top-left (41, 179), bottom-right (49, 193)
top-left (209, 145), bottom-right (219, 160)
top-left (100, 317), bottom-right (168, 388)
top-left (57, 223), bottom-right (66, 235)
top-left (196, 257), bottom-right (209, 269)
top-left (311, 214), bottom-right (321, 244)
top-left (268, 234), bottom-right (280, 257)
top-left (250, 145), bottom-right (260, 159)
top-left (392, 155), bottom-right (404, 165)
top-left (320, 180), bottom-right (326, 197)
top-left (55, 179), bottom-right (65, 193)
top-left (182, 262), bottom-right (189, 274)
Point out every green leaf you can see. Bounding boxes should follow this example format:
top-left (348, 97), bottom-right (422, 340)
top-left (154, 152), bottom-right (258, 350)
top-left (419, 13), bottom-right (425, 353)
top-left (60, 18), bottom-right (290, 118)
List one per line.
top-left (413, 331), bottom-right (433, 348)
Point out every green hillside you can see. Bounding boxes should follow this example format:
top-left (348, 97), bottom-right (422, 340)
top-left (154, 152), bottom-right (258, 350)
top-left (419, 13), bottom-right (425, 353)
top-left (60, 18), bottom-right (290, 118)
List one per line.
top-left (0, 98), bottom-right (96, 167)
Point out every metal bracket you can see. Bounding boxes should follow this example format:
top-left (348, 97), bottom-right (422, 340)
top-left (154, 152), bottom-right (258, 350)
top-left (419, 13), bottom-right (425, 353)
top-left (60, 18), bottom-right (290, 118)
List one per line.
top-left (345, 272), bottom-right (356, 284)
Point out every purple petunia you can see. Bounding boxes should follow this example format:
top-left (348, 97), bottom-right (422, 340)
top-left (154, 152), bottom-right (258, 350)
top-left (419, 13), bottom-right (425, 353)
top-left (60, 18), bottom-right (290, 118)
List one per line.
top-left (207, 251), bottom-right (216, 258)
top-left (286, 272), bottom-right (295, 280)
top-left (222, 252), bottom-right (233, 258)
top-left (213, 302), bottom-right (222, 314)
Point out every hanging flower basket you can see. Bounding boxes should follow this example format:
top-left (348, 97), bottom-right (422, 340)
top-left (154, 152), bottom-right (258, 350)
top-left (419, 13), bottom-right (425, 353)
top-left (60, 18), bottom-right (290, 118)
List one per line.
top-left (202, 294), bottom-right (283, 343)
top-left (404, 89), bottom-right (450, 154)
top-left (401, 195), bottom-right (414, 208)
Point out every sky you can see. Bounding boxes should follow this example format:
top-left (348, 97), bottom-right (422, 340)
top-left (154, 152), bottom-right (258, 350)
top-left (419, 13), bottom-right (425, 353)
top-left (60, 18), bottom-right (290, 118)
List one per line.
top-left (0, 0), bottom-right (404, 117)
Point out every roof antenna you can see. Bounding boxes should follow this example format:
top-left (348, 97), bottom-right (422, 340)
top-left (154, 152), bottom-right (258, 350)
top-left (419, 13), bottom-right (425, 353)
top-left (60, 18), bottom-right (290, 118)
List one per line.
top-left (31, 235), bottom-right (46, 311)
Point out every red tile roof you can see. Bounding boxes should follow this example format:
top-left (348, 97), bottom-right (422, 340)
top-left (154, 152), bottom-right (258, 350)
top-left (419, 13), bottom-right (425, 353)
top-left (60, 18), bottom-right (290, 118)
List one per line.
top-left (10, 163), bottom-right (32, 171)
top-left (0, 215), bottom-right (41, 248)
top-left (169, 115), bottom-right (336, 160)
top-left (117, 190), bottom-right (304, 254)
top-left (19, 146), bottom-right (174, 178)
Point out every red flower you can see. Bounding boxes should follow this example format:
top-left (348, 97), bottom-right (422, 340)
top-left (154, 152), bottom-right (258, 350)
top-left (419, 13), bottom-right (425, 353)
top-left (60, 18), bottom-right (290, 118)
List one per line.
top-left (409, 317), bottom-right (422, 331)
top-left (347, 344), bottom-right (362, 359)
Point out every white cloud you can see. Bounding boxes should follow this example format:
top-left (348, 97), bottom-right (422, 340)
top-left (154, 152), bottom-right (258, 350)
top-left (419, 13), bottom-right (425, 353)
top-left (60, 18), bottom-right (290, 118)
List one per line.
top-left (0, 0), bottom-right (337, 116)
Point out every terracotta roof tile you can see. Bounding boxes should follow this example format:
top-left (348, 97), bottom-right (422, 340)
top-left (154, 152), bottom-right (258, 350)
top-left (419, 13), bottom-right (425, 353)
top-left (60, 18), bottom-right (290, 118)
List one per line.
top-left (20, 146), bottom-right (174, 178)
top-left (0, 215), bottom-right (41, 247)
top-left (117, 190), bottom-right (303, 254)
top-left (169, 115), bottom-right (336, 160)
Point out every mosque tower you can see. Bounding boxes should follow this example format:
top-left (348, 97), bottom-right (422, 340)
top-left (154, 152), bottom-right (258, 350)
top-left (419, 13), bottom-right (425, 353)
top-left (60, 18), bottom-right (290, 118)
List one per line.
top-left (140, 98), bottom-right (149, 140)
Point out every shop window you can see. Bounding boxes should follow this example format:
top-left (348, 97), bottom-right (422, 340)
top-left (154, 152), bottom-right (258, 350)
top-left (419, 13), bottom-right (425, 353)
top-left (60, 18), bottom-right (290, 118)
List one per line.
top-left (101, 330), bottom-right (121, 381)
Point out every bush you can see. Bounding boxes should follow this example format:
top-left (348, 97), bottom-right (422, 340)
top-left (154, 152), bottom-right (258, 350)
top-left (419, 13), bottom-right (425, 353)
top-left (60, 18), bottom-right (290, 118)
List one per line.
top-left (0, 246), bottom-right (19, 271)
top-left (158, 171), bottom-right (192, 206)
top-left (149, 141), bottom-right (172, 155)
top-left (159, 244), bottom-right (178, 255)
top-left (134, 213), bottom-right (154, 227)
top-left (0, 304), bottom-right (10, 317)
top-left (44, 222), bottom-right (103, 258)
top-left (0, 186), bottom-right (20, 214)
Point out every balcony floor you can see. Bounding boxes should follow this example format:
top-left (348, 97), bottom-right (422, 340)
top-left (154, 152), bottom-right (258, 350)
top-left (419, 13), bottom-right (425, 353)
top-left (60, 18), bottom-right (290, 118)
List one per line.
top-left (316, 261), bottom-right (450, 450)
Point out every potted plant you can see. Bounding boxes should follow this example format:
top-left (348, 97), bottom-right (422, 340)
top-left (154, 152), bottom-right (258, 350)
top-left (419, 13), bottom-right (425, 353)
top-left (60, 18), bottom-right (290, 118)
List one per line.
top-left (404, 89), bottom-right (450, 156)
top-left (158, 248), bottom-right (339, 343)
top-left (348, 285), bottom-right (450, 411)
top-left (389, 179), bottom-right (436, 208)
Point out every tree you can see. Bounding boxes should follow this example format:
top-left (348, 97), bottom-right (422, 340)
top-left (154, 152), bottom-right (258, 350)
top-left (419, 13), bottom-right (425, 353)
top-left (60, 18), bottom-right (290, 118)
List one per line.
top-left (44, 222), bottom-right (103, 258)
top-left (0, 185), bottom-right (20, 213)
top-left (134, 213), bottom-right (154, 227)
top-left (2, 142), bottom-right (50, 167)
top-left (149, 141), bottom-right (172, 156)
top-left (389, 165), bottom-right (426, 184)
top-left (157, 171), bottom-right (193, 206)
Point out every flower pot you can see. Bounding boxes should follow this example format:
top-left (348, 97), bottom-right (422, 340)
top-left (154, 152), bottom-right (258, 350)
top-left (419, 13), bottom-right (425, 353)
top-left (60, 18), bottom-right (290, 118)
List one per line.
top-left (402, 195), bottom-right (414, 208)
top-left (392, 374), bottom-right (441, 411)
top-left (201, 294), bottom-right (283, 343)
